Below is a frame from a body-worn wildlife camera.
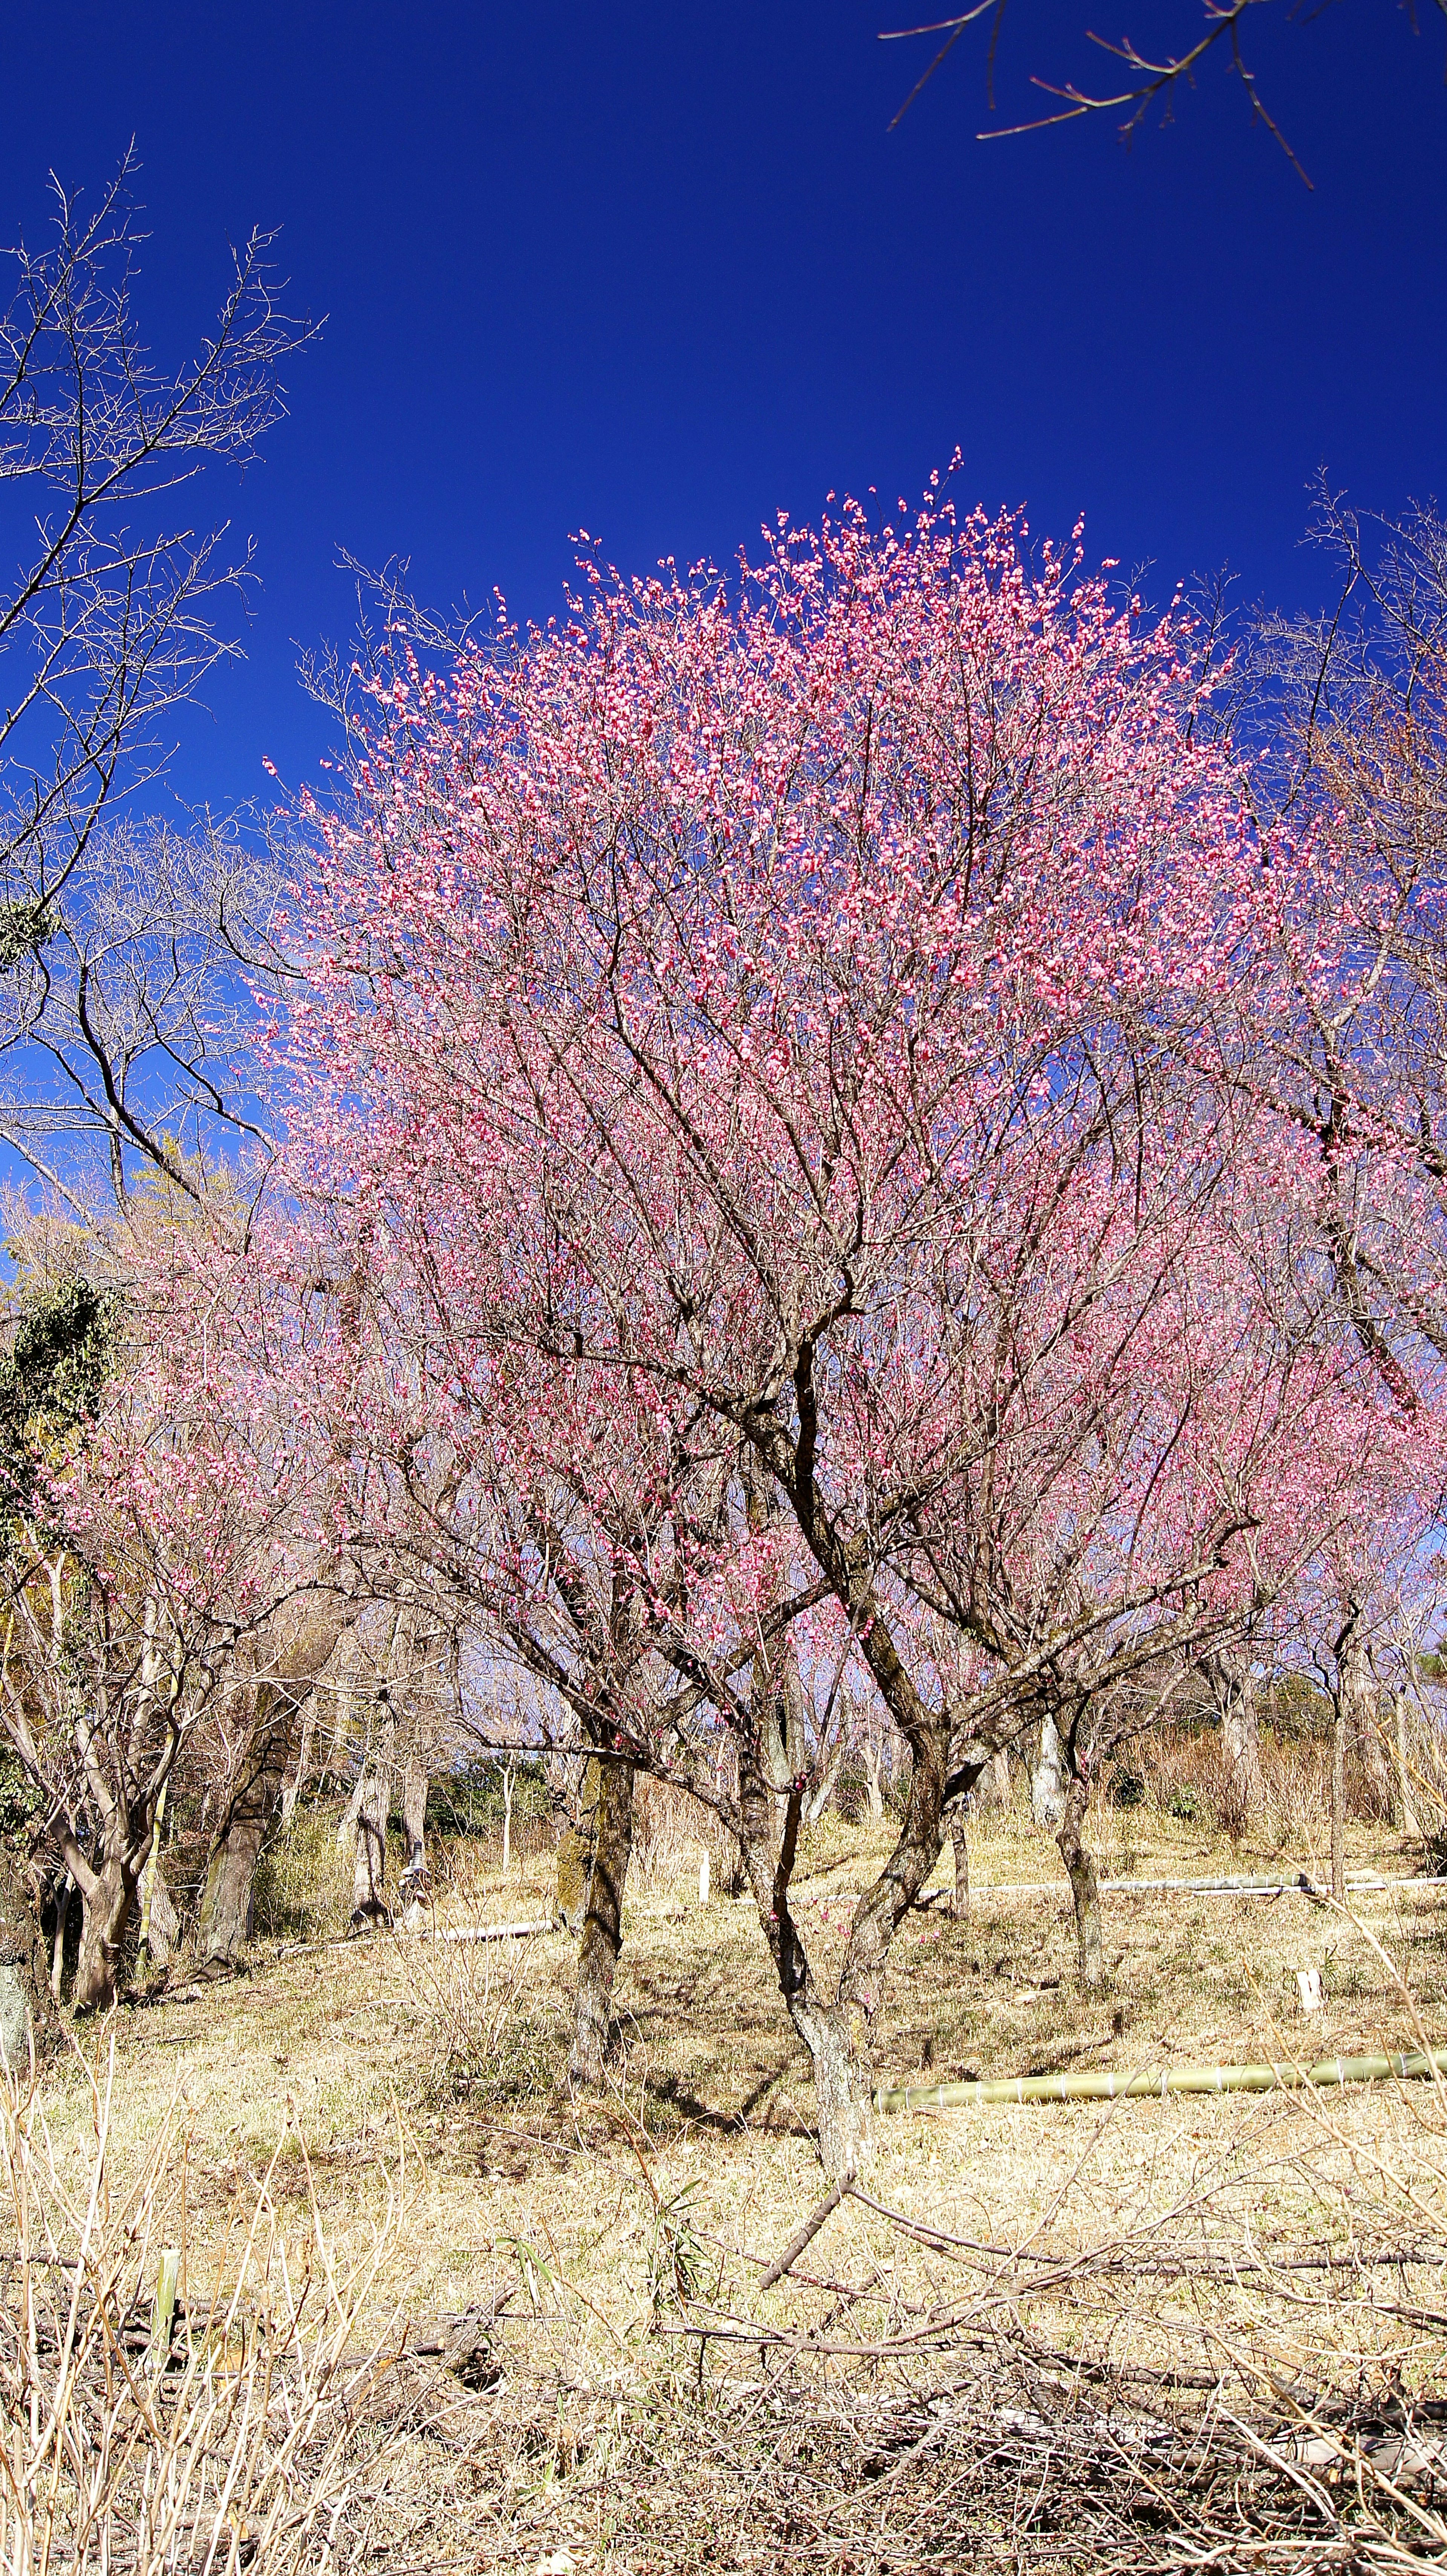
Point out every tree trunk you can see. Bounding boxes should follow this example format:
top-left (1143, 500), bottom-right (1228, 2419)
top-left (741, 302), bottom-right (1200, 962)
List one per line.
top-left (350, 1716), bottom-right (395, 1930)
top-left (1057, 1770), bottom-right (1103, 1988)
top-left (570, 1756), bottom-right (635, 2087)
top-left (1031, 1710), bottom-right (1067, 1832)
top-left (199, 1679), bottom-right (295, 1966)
top-left (73, 1847), bottom-right (141, 2012)
top-left (1209, 1650), bottom-right (1263, 1838)
top-left (398, 1753), bottom-right (429, 1912)
top-left (863, 1728), bottom-right (885, 1819)
top-left (797, 2000), bottom-right (873, 2182)
top-left (976, 1747), bottom-right (1011, 1814)
top-left (1330, 1612), bottom-right (1372, 1896)
top-left (1394, 1689), bottom-right (1421, 1842)
top-left (949, 1810), bottom-right (969, 1919)
top-left (202, 1609), bottom-right (359, 1968)
top-left (1330, 1701), bottom-right (1347, 1903)
top-left (50, 1875), bottom-right (71, 2002)
top-left (141, 1865), bottom-right (179, 1971)
top-left (1346, 1662), bottom-right (1392, 1821)
top-left (0, 1849), bottom-right (59, 2066)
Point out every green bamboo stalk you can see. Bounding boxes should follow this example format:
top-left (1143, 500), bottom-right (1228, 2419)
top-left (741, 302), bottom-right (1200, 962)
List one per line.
top-left (875, 2046), bottom-right (1447, 2114)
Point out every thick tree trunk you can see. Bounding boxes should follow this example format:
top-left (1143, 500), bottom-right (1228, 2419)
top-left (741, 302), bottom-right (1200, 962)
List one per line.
top-left (570, 1756), bottom-right (635, 2087)
top-left (0, 1850), bottom-right (59, 2066)
top-left (198, 1688), bottom-right (293, 1966)
top-left (797, 2000), bottom-right (873, 2182)
top-left (73, 1848), bottom-right (141, 2012)
top-left (350, 1716), bottom-right (395, 1930)
top-left (554, 1756), bottom-right (600, 1932)
top-left (1208, 1650), bottom-right (1263, 1838)
top-left (198, 1824), bottom-right (262, 1966)
top-left (975, 1747), bottom-right (1011, 1814)
top-left (1030, 1711), bottom-right (1067, 1832)
top-left (140, 1865), bottom-right (179, 1971)
top-left (202, 1608), bottom-right (359, 1968)
top-left (949, 1810), bottom-right (969, 1919)
top-left (1057, 1771), bottom-right (1103, 1989)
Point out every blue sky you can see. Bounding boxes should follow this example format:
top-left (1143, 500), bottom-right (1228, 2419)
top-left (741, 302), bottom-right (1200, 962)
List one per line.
top-left (8, 1), bottom-right (1445, 816)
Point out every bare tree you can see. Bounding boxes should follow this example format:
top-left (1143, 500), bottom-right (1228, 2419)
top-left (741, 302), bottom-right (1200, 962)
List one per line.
top-left (0, 154), bottom-right (314, 1213)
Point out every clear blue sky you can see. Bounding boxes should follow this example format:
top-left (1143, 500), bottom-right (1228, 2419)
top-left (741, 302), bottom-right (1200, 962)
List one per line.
top-left (9, 1), bottom-right (1445, 815)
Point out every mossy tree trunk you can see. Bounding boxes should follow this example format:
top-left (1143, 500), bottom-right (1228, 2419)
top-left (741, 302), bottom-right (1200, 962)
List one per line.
top-left (0, 1848), bottom-right (59, 2066)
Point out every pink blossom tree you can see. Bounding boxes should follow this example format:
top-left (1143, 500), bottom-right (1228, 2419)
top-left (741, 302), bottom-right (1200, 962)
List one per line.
top-left (0, 1190), bottom-right (347, 2009)
top-left (286, 478), bottom-right (1410, 2169)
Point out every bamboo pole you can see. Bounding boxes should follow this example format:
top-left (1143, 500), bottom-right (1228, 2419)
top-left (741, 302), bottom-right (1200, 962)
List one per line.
top-left (876, 2046), bottom-right (1447, 2114)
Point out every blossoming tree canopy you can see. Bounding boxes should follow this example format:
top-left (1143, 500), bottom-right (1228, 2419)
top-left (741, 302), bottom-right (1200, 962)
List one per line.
top-left (285, 485), bottom-right (1423, 2171)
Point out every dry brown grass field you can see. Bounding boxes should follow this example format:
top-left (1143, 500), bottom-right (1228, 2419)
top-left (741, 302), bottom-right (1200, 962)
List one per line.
top-left (9, 1785), bottom-right (1447, 2573)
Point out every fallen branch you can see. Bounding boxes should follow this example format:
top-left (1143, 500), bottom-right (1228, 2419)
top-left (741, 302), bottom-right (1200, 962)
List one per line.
top-left (757, 2181), bottom-right (850, 2292)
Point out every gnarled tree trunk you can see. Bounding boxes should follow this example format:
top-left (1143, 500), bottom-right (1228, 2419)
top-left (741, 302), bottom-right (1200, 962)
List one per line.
top-left (72, 1839), bottom-right (143, 2012)
top-left (570, 1755), bottom-right (635, 2086)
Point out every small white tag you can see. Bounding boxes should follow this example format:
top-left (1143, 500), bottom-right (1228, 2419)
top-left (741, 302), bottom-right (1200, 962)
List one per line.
top-left (1296, 1966), bottom-right (1324, 2015)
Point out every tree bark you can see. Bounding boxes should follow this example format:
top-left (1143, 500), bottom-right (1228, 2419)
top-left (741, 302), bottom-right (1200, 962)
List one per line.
top-left (1030, 1710), bottom-right (1068, 1832)
top-left (795, 1999), bottom-right (874, 2182)
top-left (1346, 1657), bottom-right (1392, 1821)
top-left (199, 1687), bottom-right (293, 1966)
top-left (949, 1810), bottom-right (969, 1919)
top-left (50, 1874), bottom-right (71, 2002)
top-left (1394, 1689), bottom-right (1421, 1841)
top-left (570, 1755), bottom-right (635, 2087)
top-left (1331, 1611), bottom-right (1368, 1896)
top-left (1057, 1769), bottom-right (1104, 1988)
top-left (399, 1752), bottom-right (429, 1910)
top-left (1330, 1700), bottom-right (1347, 1903)
top-left (73, 1844), bottom-right (142, 2012)
top-left (201, 1608), bottom-right (360, 1967)
top-left (0, 1849), bottom-right (59, 2066)
top-left (1207, 1648), bottom-right (1263, 1838)
top-left (350, 1714), bottom-right (395, 1930)
top-left (976, 1747), bottom-right (1011, 1814)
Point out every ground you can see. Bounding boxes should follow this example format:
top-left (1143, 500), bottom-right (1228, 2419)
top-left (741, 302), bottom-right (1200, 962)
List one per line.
top-left (13, 1792), bottom-right (1447, 2571)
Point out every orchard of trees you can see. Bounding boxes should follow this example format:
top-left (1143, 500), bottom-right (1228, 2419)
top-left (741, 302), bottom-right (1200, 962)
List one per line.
top-left (2, 178), bottom-right (1445, 2178)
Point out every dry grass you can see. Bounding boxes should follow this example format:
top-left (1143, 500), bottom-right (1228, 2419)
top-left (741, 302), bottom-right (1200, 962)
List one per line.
top-left (10, 1798), bottom-right (1447, 2568)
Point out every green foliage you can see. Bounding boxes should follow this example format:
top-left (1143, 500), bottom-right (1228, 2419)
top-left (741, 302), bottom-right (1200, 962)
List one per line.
top-left (1110, 1769), bottom-right (1146, 1809)
top-left (0, 1275), bottom-right (118, 1534)
top-left (1167, 1784), bottom-right (1201, 1822)
top-left (0, 1744), bottom-right (43, 1850)
top-left (1268, 1672), bottom-right (1334, 1740)
top-left (424, 1758), bottom-right (551, 1838)
top-left (0, 899), bottom-right (56, 972)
